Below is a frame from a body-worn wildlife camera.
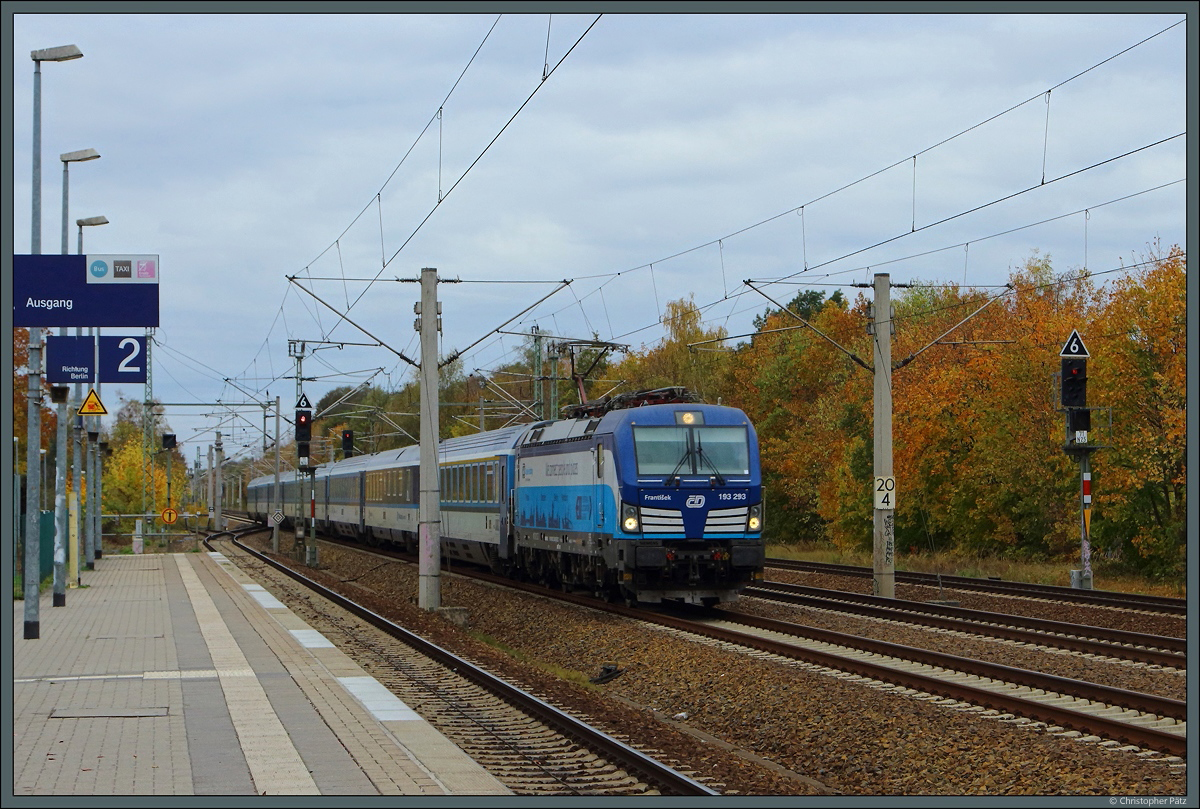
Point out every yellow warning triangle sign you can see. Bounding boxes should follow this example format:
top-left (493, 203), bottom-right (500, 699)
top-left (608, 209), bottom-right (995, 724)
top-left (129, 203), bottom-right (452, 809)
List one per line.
top-left (79, 389), bottom-right (108, 415)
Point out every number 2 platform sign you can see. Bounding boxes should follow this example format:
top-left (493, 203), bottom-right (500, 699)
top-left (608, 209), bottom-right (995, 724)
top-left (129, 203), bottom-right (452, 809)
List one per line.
top-left (45, 335), bottom-right (148, 384)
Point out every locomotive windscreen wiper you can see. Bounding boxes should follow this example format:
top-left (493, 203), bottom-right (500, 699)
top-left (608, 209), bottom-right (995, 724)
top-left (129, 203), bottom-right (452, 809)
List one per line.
top-left (695, 435), bottom-right (725, 486)
top-left (667, 444), bottom-right (692, 486)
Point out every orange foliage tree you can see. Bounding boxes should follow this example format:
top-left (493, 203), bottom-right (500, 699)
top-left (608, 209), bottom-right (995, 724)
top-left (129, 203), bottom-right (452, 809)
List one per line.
top-left (625, 245), bottom-right (1184, 580)
top-left (1087, 244), bottom-right (1186, 578)
top-left (12, 329), bottom-right (60, 476)
top-left (889, 254), bottom-right (1103, 561)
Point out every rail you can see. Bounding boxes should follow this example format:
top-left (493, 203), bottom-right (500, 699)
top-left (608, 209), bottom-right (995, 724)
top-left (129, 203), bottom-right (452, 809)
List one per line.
top-left (205, 528), bottom-right (720, 797)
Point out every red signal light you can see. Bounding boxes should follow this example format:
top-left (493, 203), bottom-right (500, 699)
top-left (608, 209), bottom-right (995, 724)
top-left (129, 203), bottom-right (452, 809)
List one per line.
top-left (295, 409), bottom-right (312, 441)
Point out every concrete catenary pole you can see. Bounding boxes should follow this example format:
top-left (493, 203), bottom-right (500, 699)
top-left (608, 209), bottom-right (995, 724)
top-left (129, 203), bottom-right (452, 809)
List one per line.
top-left (273, 396), bottom-right (281, 553)
top-left (872, 273), bottom-right (896, 599)
top-left (417, 267), bottom-right (442, 610)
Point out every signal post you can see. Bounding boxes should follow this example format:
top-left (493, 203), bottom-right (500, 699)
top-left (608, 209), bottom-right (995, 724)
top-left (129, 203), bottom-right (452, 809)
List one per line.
top-left (1060, 330), bottom-right (1098, 589)
top-left (295, 399), bottom-right (318, 567)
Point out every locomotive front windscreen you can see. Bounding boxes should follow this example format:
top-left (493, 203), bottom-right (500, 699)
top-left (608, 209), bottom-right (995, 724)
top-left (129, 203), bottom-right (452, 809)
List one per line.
top-left (633, 425), bottom-right (750, 476)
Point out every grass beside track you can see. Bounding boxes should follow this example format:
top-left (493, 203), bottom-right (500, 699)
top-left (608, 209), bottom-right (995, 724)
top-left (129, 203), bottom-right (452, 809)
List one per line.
top-left (768, 543), bottom-right (1186, 599)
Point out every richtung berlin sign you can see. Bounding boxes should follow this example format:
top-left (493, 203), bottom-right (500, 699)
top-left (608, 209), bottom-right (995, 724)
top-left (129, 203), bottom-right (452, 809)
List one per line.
top-left (13, 254), bottom-right (160, 327)
top-left (45, 335), bottom-right (149, 384)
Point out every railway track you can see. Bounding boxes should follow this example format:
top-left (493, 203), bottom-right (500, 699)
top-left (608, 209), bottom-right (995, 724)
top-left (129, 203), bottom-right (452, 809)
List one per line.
top-left (767, 558), bottom-right (1187, 615)
top-left (657, 607), bottom-right (1187, 759)
top-left (366, 555), bottom-right (1188, 760)
top-left (219, 521), bottom-right (1187, 777)
top-left (743, 580), bottom-right (1187, 669)
top-left (204, 528), bottom-right (721, 797)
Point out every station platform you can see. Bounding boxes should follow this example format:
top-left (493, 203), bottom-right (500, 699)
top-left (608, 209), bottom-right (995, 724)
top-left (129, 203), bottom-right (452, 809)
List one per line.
top-left (10, 550), bottom-right (512, 797)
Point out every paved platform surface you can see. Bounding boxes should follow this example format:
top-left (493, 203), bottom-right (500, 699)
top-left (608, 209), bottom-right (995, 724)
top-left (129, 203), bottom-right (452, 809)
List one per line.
top-left (10, 551), bottom-right (512, 797)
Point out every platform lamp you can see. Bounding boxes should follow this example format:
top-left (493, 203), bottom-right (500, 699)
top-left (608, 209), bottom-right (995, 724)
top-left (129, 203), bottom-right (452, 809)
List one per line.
top-left (76, 215), bottom-right (108, 561)
top-left (61, 149), bottom-right (100, 254)
top-left (32, 44), bottom-right (83, 253)
top-left (56, 152), bottom-right (100, 589)
top-left (27, 43), bottom-right (83, 641)
top-left (77, 215), bottom-right (108, 253)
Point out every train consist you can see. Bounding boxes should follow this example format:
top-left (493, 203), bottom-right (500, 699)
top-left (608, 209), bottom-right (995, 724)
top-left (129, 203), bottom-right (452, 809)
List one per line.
top-left (247, 388), bottom-right (765, 605)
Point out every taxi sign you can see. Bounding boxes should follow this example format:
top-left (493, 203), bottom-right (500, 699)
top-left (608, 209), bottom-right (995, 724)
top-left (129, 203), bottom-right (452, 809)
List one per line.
top-left (161, 508), bottom-right (178, 525)
top-left (79, 389), bottom-right (108, 415)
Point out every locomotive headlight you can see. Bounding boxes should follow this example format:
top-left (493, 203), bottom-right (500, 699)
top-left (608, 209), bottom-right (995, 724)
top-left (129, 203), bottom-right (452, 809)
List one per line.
top-left (622, 503), bottom-right (640, 533)
top-left (747, 504), bottom-right (763, 532)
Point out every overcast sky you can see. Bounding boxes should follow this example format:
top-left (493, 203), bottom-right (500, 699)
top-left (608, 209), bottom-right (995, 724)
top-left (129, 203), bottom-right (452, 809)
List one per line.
top-left (7, 6), bottom-right (1190, 464)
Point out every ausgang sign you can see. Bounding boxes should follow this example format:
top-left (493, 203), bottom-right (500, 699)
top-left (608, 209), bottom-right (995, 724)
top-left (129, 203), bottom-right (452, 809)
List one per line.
top-left (13, 254), bottom-right (160, 327)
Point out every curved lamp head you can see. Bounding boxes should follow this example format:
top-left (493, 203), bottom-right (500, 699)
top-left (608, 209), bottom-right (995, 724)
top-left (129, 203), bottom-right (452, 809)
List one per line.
top-left (32, 45), bottom-right (82, 63)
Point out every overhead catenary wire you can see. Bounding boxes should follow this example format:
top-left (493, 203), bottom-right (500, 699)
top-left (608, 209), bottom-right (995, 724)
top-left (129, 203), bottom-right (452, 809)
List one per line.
top-left (328, 15), bottom-right (604, 339)
top-left (152, 15), bottom-right (1181, 444)
top-left (293, 17), bottom-right (1179, 383)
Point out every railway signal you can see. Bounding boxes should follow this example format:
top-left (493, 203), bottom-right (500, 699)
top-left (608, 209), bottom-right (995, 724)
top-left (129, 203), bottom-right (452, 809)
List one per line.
top-left (1061, 358), bottom-right (1087, 409)
top-left (342, 429), bottom-right (354, 458)
top-left (295, 409), bottom-right (312, 442)
top-left (1059, 330), bottom-right (1098, 590)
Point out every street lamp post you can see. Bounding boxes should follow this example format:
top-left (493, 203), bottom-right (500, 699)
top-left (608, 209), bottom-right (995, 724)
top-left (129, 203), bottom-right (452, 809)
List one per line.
top-left (60, 149), bottom-right (99, 253)
top-left (55, 151), bottom-right (100, 600)
top-left (76, 215), bottom-right (108, 565)
top-left (26, 43), bottom-right (83, 640)
top-left (31, 44), bottom-right (82, 254)
top-left (77, 215), bottom-right (108, 254)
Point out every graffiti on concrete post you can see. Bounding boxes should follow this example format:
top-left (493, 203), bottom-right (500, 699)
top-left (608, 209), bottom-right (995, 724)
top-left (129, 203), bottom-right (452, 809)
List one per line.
top-left (884, 513), bottom-right (895, 567)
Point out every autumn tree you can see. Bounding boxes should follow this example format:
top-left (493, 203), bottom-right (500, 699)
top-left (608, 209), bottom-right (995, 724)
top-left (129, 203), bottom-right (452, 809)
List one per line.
top-left (610, 296), bottom-right (731, 402)
top-left (1088, 244), bottom-right (1186, 579)
top-left (887, 255), bottom-right (1101, 561)
top-left (722, 289), bottom-right (864, 547)
top-left (100, 397), bottom-right (193, 534)
top-left (12, 328), bottom-right (59, 476)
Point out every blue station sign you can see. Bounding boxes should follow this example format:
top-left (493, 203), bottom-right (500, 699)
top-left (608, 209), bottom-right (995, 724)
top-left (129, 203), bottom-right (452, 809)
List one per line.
top-left (44, 336), bottom-right (95, 383)
top-left (45, 335), bottom-right (149, 384)
top-left (13, 254), bottom-right (160, 328)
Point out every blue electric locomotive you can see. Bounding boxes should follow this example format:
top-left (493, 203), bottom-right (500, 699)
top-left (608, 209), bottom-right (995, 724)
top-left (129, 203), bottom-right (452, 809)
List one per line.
top-left (246, 389), bottom-right (765, 605)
